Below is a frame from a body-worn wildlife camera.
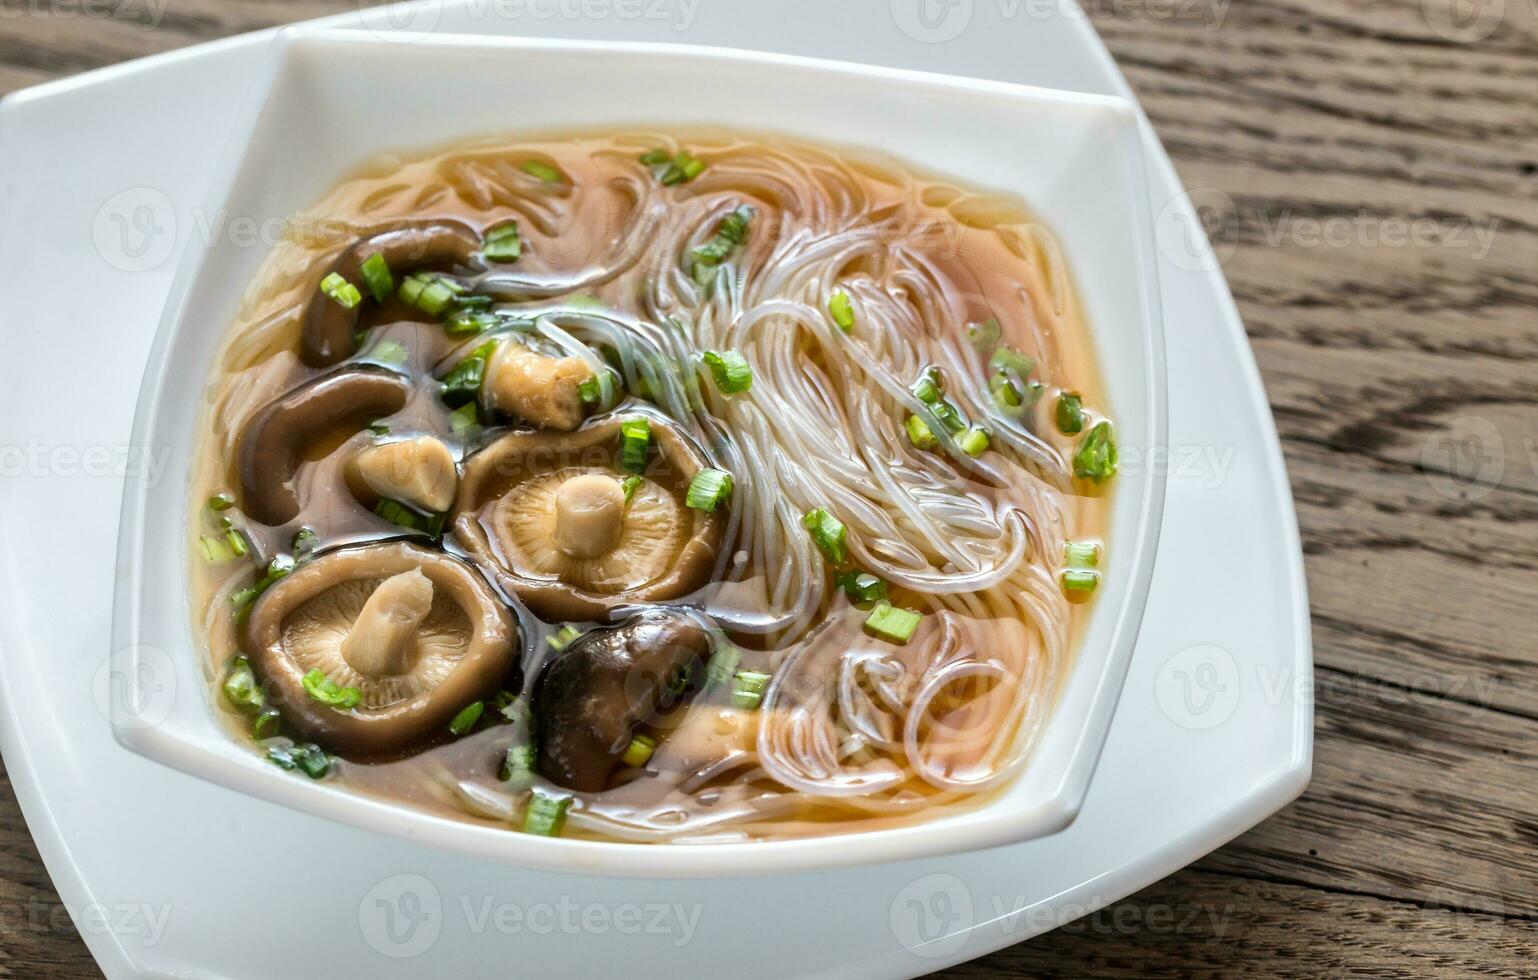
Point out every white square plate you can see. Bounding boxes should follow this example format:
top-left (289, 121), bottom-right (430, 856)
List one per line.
top-left (112, 29), bottom-right (1166, 878)
top-left (0, 3), bottom-right (1308, 976)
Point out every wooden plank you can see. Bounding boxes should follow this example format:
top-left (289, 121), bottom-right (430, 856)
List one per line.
top-left (937, 867), bottom-right (1538, 979)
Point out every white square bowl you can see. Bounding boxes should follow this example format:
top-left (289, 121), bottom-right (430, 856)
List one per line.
top-left (111, 28), bottom-right (1166, 878)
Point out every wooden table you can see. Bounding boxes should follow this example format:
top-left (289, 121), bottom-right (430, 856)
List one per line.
top-left (2, 0), bottom-right (1535, 975)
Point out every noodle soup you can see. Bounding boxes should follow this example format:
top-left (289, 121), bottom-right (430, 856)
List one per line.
top-left (189, 133), bottom-right (1115, 843)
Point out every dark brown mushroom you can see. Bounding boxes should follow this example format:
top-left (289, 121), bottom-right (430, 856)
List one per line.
top-left (451, 415), bottom-right (727, 622)
top-left (237, 365), bottom-right (411, 525)
top-left (246, 542), bottom-right (518, 758)
top-left (533, 609), bottom-right (711, 791)
top-left (301, 220), bottom-right (481, 367)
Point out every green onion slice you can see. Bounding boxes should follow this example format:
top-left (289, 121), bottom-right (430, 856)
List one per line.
top-left (1056, 392), bottom-right (1085, 434)
top-left (864, 600), bottom-right (923, 645)
top-left (620, 475), bottom-right (643, 503)
top-left (802, 507), bottom-right (848, 566)
top-left (835, 571), bottom-right (887, 606)
top-left (729, 670), bottom-right (771, 710)
top-left (959, 425), bottom-right (991, 457)
top-left (905, 414), bottom-right (937, 451)
top-left (967, 317), bottom-right (1001, 350)
top-left (910, 367), bottom-right (944, 405)
top-left (252, 707), bottom-right (282, 740)
top-left (268, 742), bottom-right (330, 779)
top-left (359, 253), bottom-right (393, 303)
top-left (547, 624), bottom-right (582, 652)
top-left (621, 734), bottom-right (657, 768)
top-left (208, 492), bottom-right (236, 511)
top-left (502, 743), bottom-right (536, 789)
top-left (1062, 569), bottom-right (1099, 594)
top-left (440, 340), bottom-right (497, 407)
top-left (1064, 540), bottom-right (1101, 569)
top-left (301, 669), bottom-right (362, 710)
top-left (448, 402), bottom-right (479, 439)
top-left (482, 220), bottom-right (522, 263)
top-left (704, 645), bottom-right (742, 692)
top-left (619, 418), bottom-right (652, 473)
top-left (639, 148), bottom-right (670, 166)
top-left (319, 272), bottom-right (362, 310)
top-left (989, 346), bottom-right (1035, 378)
top-left (828, 291), bottom-right (855, 333)
top-left (686, 468), bottom-right (734, 511)
top-left (689, 205), bottom-right (754, 286)
top-left (1073, 421), bottom-right (1118, 483)
top-left (701, 350), bottom-right (753, 394)
top-left (523, 790), bottom-right (572, 836)
top-left (520, 159), bottom-right (563, 183)
top-left (448, 701), bottom-right (485, 736)
top-left (222, 657), bottom-right (265, 712)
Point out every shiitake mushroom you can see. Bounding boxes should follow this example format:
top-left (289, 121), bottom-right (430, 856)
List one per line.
top-left (533, 608), bottom-right (712, 791)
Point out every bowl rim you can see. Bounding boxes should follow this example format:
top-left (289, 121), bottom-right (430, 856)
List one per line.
top-left (111, 26), bottom-right (1167, 878)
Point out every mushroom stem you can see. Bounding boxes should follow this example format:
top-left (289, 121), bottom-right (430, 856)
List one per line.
top-left (554, 474), bottom-right (626, 559)
top-left (341, 568), bottom-right (435, 677)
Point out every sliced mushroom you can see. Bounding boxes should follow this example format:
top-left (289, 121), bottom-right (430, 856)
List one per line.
top-left (533, 609), bottom-right (712, 791)
top-left (246, 542), bottom-right (517, 758)
top-left (237, 366), bottom-right (411, 525)
top-left (301, 220), bottom-right (481, 367)
top-left (349, 435), bottom-right (458, 514)
top-left (483, 339), bottom-right (594, 431)
top-left (452, 415), bottom-right (726, 621)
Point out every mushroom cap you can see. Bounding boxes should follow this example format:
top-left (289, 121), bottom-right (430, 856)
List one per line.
top-left (452, 415), bottom-right (726, 622)
top-left (245, 542), bottom-right (517, 758)
top-left (301, 220), bottom-right (481, 368)
top-left (533, 608), bottom-right (712, 791)
top-left (237, 365), bottom-right (411, 526)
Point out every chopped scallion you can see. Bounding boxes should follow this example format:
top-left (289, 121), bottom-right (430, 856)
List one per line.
top-left (292, 527), bottom-right (318, 558)
top-left (200, 535), bottom-right (233, 563)
top-left (729, 670), bottom-right (771, 710)
top-left (232, 554), bottom-right (295, 620)
top-left (619, 418), bottom-right (652, 473)
top-left (1055, 392), bottom-right (1085, 434)
top-left (252, 706), bottom-right (281, 740)
top-left (502, 743), bottom-right (536, 788)
top-left (621, 734), bottom-right (656, 768)
top-left (222, 657), bottom-right (264, 712)
top-left (522, 790), bottom-right (572, 836)
top-left (967, 318), bottom-right (1001, 350)
top-left (207, 492), bottom-right (236, 511)
top-left (1072, 421), bottom-right (1118, 483)
top-left (301, 669), bottom-right (361, 710)
top-left (268, 742), bottom-right (329, 779)
top-left (701, 350), bottom-right (753, 394)
top-left (547, 624), bottom-right (582, 652)
top-left (1062, 569), bottom-right (1099, 594)
top-left (446, 310), bottom-right (496, 337)
top-left (863, 600), bottom-right (923, 645)
top-left (639, 148), bottom-right (670, 166)
top-left (905, 414), bottom-right (937, 450)
top-left (959, 424), bottom-right (991, 457)
top-left (319, 272), bottom-right (361, 310)
top-left (704, 645), bottom-right (742, 692)
top-left (910, 367), bottom-right (944, 405)
top-left (482, 220), bottom-right (522, 263)
top-left (224, 527), bottom-right (249, 557)
top-left (620, 475), bottom-right (643, 502)
top-left (448, 701), bottom-right (485, 736)
top-left (802, 507), bottom-right (848, 566)
top-left (828, 290), bottom-right (855, 333)
top-left (989, 346), bottom-right (1035, 378)
top-left (440, 340), bottom-right (497, 408)
top-left (359, 253), bottom-right (393, 303)
top-left (835, 570), bottom-right (887, 606)
top-left (520, 159), bottom-right (563, 183)
top-left (1064, 540), bottom-right (1101, 569)
top-left (686, 468), bottom-right (734, 511)
top-left (657, 149), bottom-right (705, 186)
top-left (448, 402), bottom-right (479, 438)
top-left (689, 205), bottom-right (754, 287)
top-left (369, 339), bottom-right (409, 366)
top-left (930, 399), bottom-right (967, 435)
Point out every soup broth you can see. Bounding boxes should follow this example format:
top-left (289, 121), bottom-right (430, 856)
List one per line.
top-left (189, 133), bottom-right (1113, 843)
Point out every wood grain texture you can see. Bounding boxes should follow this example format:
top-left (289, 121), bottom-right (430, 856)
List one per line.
top-left (1, 0), bottom-right (1535, 976)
